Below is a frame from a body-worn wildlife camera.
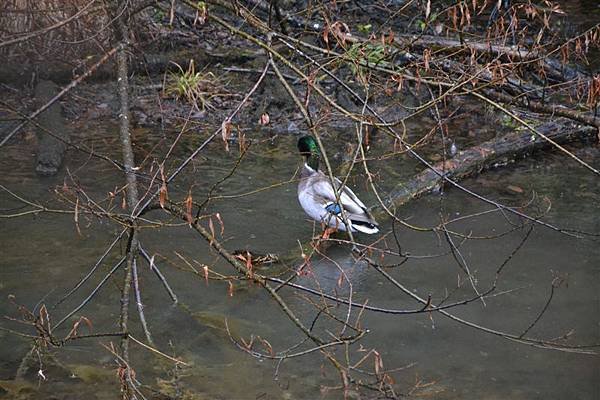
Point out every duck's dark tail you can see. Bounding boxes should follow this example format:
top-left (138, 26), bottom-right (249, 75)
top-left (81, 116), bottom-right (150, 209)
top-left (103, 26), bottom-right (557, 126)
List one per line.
top-left (350, 217), bottom-right (379, 234)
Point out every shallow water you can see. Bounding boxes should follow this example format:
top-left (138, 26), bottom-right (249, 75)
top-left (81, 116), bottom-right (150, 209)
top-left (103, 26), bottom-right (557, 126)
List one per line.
top-left (2, 0), bottom-right (600, 397)
top-left (1, 116), bottom-right (599, 399)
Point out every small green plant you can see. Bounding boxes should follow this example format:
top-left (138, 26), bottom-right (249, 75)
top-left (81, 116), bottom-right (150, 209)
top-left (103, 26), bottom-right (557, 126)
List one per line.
top-left (344, 42), bottom-right (387, 82)
top-left (153, 9), bottom-right (165, 22)
top-left (165, 60), bottom-right (221, 111)
top-left (357, 24), bottom-right (372, 34)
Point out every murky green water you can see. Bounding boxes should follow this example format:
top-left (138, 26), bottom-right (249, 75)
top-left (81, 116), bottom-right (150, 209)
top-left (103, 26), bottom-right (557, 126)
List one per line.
top-left (1, 117), bottom-right (598, 399)
top-left (2, 2), bottom-right (600, 394)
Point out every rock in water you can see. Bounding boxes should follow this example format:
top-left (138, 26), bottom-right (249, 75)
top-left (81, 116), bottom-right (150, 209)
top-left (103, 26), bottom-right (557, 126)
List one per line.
top-left (34, 80), bottom-right (68, 175)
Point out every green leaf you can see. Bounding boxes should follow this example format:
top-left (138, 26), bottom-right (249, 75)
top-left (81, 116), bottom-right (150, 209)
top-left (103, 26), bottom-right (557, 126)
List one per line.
top-left (358, 24), bottom-right (372, 34)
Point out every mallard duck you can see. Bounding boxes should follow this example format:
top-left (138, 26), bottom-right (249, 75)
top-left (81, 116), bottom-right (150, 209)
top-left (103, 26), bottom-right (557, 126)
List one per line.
top-left (297, 135), bottom-right (379, 234)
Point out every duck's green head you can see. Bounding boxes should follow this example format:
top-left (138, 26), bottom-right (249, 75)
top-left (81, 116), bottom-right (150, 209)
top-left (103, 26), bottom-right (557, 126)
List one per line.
top-left (297, 135), bottom-right (320, 170)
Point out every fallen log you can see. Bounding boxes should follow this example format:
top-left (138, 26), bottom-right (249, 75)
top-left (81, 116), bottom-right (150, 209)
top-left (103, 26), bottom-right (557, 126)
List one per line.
top-left (383, 119), bottom-right (597, 210)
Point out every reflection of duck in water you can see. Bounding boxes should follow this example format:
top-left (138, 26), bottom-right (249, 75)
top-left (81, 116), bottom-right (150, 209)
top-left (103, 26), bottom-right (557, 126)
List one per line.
top-left (296, 248), bottom-right (371, 298)
top-left (296, 135), bottom-right (379, 234)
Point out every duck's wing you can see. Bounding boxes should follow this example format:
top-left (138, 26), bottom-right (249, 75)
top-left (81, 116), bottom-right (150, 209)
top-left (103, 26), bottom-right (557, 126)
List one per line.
top-left (310, 173), bottom-right (367, 215)
top-left (333, 177), bottom-right (371, 211)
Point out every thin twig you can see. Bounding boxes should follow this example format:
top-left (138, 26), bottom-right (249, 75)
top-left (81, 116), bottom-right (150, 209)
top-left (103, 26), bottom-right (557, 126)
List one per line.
top-left (132, 258), bottom-right (154, 345)
top-left (139, 246), bottom-right (178, 303)
top-left (54, 257), bottom-right (126, 330)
